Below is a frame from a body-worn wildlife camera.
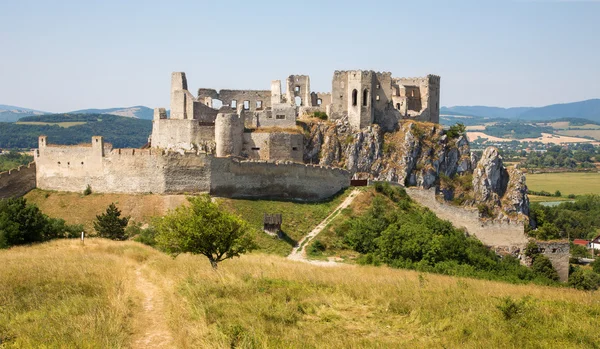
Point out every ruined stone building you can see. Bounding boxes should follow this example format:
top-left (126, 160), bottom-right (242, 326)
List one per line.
top-left (34, 69), bottom-right (439, 201)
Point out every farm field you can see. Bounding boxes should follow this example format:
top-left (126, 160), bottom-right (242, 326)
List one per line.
top-left (15, 121), bottom-right (87, 128)
top-left (556, 129), bottom-right (600, 140)
top-left (1, 239), bottom-right (599, 348)
top-left (526, 172), bottom-right (600, 196)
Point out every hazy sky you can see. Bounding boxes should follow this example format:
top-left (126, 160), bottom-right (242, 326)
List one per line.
top-left (1, 0), bottom-right (598, 112)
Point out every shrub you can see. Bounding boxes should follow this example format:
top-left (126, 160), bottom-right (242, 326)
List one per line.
top-left (308, 240), bottom-right (326, 256)
top-left (496, 296), bottom-right (528, 320)
top-left (554, 190), bottom-right (562, 197)
top-left (477, 204), bottom-right (494, 218)
top-left (592, 259), bottom-right (600, 274)
top-left (83, 184), bottom-right (92, 196)
top-left (94, 203), bottom-right (129, 241)
top-left (569, 268), bottom-right (600, 291)
top-left (312, 111), bottom-right (327, 120)
top-left (446, 123), bottom-right (466, 139)
top-left (531, 255), bottom-right (559, 281)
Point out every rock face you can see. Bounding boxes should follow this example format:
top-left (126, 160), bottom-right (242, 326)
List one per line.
top-left (301, 119), bottom-right (530, 222)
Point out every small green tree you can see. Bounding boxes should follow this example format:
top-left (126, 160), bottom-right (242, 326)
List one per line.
top-left (569, 268), bottom-right (600, 291)
top-left (94, 203), bottom-right (129, 240)
top-left (155, 195), bottom-right (256, 269)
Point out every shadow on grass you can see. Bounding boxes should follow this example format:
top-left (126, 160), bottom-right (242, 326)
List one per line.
top-left (278, 230), bottom-right (298, 247)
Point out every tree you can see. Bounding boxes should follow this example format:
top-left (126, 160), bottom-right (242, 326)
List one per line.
top-left (94, 203), bottom-right (129, 240)
top-left (155, 195), bottom-right (255, 269)
top-left (531, 254), bottom-right (559, 281)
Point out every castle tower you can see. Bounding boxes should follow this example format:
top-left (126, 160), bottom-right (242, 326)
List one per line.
top-left (426, 75), bottom-right (441, 124)
top-left (347, 70), bottom-right (375, 130)
top-left (271, 80), bottom-right (282, 104)
top-left (286, 75), bottom-right (311, 107)
top-left (170, 72), bottom-right (189, 119)
top-left (92, 136), bottom-right (104, 157)
top-left (215, 112), bottom-right (243, 157)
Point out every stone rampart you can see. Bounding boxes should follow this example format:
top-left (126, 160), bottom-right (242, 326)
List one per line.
top-left (36, 137), bottom-right (350, 201)
top-left (0, 162), bottom-right (36, 199)
top-left (210, 158), bottom-right (350, 201)
top-left (537, 241), bottom-right (570, 282)
top-left (406, 187), bottom-right (529, 247)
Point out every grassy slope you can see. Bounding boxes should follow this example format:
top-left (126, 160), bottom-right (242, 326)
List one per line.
top-left (526, 172), bottom-right (600, 196)
top-left (217, 189), bottom-right (352, 256)
top-left (1, 239), bottom-right (599, 348)
top-left (24, 189), bottom-right (188, 231)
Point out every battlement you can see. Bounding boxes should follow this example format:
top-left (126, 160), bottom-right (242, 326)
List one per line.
top-left (0, 162), bottom-right (35, 178)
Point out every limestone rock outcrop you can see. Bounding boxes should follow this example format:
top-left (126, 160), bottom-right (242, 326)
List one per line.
top-left (301, 119), bottom-right (530, 222)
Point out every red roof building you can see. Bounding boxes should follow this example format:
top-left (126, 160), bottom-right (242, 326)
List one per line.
top-left (573, 239), bottom-right (590, 247)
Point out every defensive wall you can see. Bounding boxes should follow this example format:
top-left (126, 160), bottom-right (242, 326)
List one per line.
top-left (36, 136), bottom-right (350, 201)
top-left (405, 187), bottom-right (570, 282)
top-left (0, 162), bottom-right (36, 199)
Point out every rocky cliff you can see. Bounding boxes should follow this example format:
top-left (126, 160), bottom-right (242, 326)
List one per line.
top-left (301, 118), bottom-right (529, 222)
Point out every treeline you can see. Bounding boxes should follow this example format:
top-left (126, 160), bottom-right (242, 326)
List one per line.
top-left (0, 114), bottom-right (152, 149)
top-left (331, 183), bottom-right (559, 285)
top-left (0, 198), bottom-right (83, 249)
top-left (0, 150), bottom-right (33, 172)
top-left (528, 195), bottom-right (600, 240)
top-left (484, 122), bottom-right (554, 139)
top-left (522, 144), bottom-right (597, 169)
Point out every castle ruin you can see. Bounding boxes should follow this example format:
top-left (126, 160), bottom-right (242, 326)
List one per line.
top-left (35, 70), bottom-right (440, 200)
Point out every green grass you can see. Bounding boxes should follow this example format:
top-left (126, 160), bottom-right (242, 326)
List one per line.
top-left (528, 195), bottom-right (571, 203)
top-left (217, 189), bottom-right (352, 256)
top-left (526, 172), bottom-right (600, 196)
top-left (15, 121), bottom-right (88, 128)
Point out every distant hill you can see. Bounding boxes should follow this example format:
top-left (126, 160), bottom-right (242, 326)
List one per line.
top-left (68, 106), bottom-right (154, 120)
top-left (442, 99), bottom-right (600, 123)
top-left (0, 104), bottom-right (48, 122)
top-left (441, 106), bottom-right (533, 119)
top-left (0, 113), bottom-right (152, 149)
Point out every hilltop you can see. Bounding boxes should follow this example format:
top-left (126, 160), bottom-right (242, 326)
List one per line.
top-left (0, 104), bottom-right (47, 122)
top-left (442, 99), bottom-right (600, 123)
top-left (1, 238), bottom-right (598, 348)
top-left (0, 113), bottom-right (151, 148)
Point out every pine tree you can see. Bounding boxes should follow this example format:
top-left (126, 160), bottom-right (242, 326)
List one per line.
top-left (94, 203), bottom-right (129, 240)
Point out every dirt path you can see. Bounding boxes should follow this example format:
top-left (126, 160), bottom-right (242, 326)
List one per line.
top-left (288, 189), bottom-right (360, 265)
top-left (131, 266), bottom-right (174, 349)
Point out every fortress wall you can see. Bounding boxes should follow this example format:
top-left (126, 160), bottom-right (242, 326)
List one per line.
top-left (152, 119), bottom-right (215, 150)
top-left (537, 241), bottom-right (570, 282)
top-left (219, 90), bottom-right (272, 111)
top-left (0, 162), bottom-right (36, 199)
top-left (405, 187), bottom-right (529, 247)
top-left (210, 159), bottom-right (350, 201)
top-left (330, 71), bottom-right (349, 120)
top-left (242, 133), bottom-right (303, 162)
top-left (37, 145), bottom-right (167, 193)
top-left (163, 153), bottom-right (212, 193)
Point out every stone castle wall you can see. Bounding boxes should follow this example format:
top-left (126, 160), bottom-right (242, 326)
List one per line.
top-left (0, 162), bottom-right (36, 199)
top-left (406, 187), bottom-right (529, 247)
top-left (36, 137), bottom-right (350, 201)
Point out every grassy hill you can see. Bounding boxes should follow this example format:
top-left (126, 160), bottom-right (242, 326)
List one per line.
top-left (0, 113), bottom-right (152, 149)
top-left (0, 104), bottom-right (47, 122)
top-left (69, 106), bottom-right (155, 120)
top-left (1, 238), bottom-right (599, 348)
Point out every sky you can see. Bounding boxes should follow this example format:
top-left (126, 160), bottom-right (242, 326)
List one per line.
top-left (1, 0), bottom-right (599, 113)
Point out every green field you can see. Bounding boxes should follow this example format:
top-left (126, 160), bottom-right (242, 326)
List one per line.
top-left (15, 121), bottom-right (87, 128)
top-left (526, 172), bottom-right (600, 196)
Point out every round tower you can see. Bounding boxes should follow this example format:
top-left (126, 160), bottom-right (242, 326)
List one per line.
top-left (215, 112), bottom-right (243, 157)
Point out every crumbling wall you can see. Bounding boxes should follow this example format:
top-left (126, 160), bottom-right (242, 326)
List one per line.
top-left (536, 241), bottom-right (570, 282)
top-left (405, 187), bottom-right (529, 247)
top-left (152, 118), bottom-right (215, 151)
top-left (242, 132), bottom-right (303, 162)
top-left (0, 162), bottom-right (36, 199)
top-left (218, 90), bottom-right (272, 112)
top-left (210, 158), bottom-right (350, 201)
top-left (286, 75), bottom-right (311, 107)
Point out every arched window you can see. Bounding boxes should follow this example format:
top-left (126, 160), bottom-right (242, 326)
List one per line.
top-left (362, 89), bottom-right (368, 106)
top-left (352, 89), bottom-right (358, 106)
top-left (396, 103), bottom-right (400, 110)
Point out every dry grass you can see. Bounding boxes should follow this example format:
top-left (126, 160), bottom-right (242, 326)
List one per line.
top-left (557, 129), bottom-right (600, 140)
top-left (24, 189), bottom-right (188, 231)
top-left (3, 239), bottom-right (600, 348)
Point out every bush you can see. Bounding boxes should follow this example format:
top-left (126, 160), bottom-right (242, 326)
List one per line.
top-left (307, 240), bottom-right (326, 256)
top-left (531, 255), bottom-right (559, 281)
top-left (591, 259), bottom-right (600, 274)
top-left (312, 111), bottom-right (327, 120)
top-left (477, 204), bottom-right (494, 218)
top-left (93, 203), bottom-right (129, 241)
top-left (83, 185), bottom-right (92, 196)
top-left (446, 123), bottom-right (466, 139)
top-left (0, 197), bottom-right (82, 248)
top-left (569, 268), bottom-right (600, 291)
top-left (496, 296), bottom-right (528, 320)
